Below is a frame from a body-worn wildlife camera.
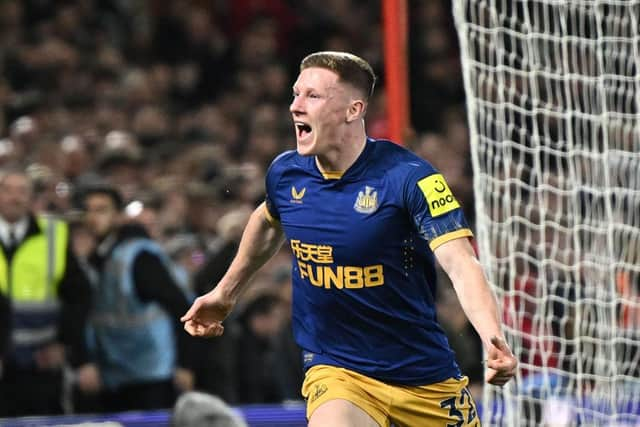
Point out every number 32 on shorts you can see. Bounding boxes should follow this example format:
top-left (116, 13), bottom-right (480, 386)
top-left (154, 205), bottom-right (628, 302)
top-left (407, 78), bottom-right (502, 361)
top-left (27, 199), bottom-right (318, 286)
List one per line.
top-left (440, 387), bottom-right (478, 426)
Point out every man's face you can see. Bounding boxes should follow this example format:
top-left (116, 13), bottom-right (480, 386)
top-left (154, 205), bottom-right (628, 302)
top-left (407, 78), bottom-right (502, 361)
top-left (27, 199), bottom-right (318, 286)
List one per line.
top-left (0, 173), bottom-right (32, 223)
top-left (289, 67), bottom-right (352, 157)
top-left (84, 193), bottom-right (119, 238)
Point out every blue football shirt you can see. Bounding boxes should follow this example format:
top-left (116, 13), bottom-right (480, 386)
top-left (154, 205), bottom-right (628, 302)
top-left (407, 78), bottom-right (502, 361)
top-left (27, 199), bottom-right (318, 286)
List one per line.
top-left (265, 138), bottom-right (473, 385)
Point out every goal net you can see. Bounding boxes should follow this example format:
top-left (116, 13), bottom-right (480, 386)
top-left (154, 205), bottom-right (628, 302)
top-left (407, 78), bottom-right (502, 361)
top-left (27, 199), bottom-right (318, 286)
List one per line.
top-left (452, 1), bottom-right (640, 425)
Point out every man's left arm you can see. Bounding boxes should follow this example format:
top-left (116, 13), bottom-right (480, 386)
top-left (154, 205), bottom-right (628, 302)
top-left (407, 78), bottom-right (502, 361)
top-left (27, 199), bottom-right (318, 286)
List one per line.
top-left (434, 237), bottom-right (518, 386)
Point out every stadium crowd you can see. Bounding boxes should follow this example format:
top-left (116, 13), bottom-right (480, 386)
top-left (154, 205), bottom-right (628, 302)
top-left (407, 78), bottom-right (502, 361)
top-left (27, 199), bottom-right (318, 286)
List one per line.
top-left (0, 0), bottom-right (483, 417)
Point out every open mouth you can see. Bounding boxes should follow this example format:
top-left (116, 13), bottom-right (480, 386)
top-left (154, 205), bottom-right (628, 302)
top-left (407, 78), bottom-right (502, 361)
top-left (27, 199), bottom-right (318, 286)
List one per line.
top-left (295, 122), bottom-right (313, 139)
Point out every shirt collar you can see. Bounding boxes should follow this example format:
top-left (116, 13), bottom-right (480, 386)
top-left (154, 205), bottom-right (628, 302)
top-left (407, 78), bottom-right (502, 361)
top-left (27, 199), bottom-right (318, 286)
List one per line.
top-left (312, 137), bottom-right (373, 181)
top-left (0, 215), bottom-right (29, 246)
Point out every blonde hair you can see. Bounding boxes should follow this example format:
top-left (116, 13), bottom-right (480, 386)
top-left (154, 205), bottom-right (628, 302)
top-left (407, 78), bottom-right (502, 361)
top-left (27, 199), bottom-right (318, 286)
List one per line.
top-left (300, 51), bottom-right (376, 101)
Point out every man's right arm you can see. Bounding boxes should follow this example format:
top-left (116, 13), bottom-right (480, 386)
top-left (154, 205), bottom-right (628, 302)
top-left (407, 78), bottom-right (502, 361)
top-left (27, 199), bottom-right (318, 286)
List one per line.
top-left (181, 202), bottom-right (285, 337)
top-left (213, 202), bottom-right (284, 302)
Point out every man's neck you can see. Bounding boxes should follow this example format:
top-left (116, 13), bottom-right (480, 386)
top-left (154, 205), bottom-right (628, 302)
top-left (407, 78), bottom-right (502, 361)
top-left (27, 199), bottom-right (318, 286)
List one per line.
top-left (315, 129), bottom-right (367, 173)
top-left (0, 215), bottom-right (27, 226)
top-left (96, 230), bottom-right (118, 256)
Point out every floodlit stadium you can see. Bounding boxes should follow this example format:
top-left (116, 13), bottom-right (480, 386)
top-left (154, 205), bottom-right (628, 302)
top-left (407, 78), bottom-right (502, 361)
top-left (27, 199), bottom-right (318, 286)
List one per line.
top-left (0, 1), bottom-right (638, 426)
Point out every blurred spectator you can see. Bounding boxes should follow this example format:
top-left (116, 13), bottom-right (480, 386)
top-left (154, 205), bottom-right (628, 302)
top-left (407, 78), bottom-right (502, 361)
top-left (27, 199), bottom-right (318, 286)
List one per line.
top-left (0, 139), bottom-right (17, 167)
top-left (270, 316), bottom-right (304, 401)
top-left (7, 116), bottom-right (39, 162)
top-left (153, 3), bottom-right (231, 105)
top-left (184, 181), bottom-right (222, 244)
top-left (235, 292), bottom-right (286, 404)
top-left (228, 0), bottom-right (297, 48)
top-left (57, 134), bottom-right (94, 186)
top-left (96, 131), bottom-right (144, 202)
top-left (76, 184), bottom-right (196, 413)
top-left (409, 1), bottom-right (465, 132)
top-left (123, 191), bottom-right (167, 241)
top-left (165, 232), bottom-right (206, 292)
top-left (0, 168), bottom-right (92, 417)
top-left (172, 391), bottom-right (247, 427)
top-left (193, 206), bottom-right (252, 296)
top-left (131, 105), bottom-right (171, 148)
top-left (268, 268), bottom-right (304, 401)
top-left (189, 207), bottom-right (252, 404)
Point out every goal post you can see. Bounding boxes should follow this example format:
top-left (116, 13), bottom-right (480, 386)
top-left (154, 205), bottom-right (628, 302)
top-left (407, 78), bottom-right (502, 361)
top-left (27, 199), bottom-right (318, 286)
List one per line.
top-left (452, 1), bottom-right (640, 425)
top-left (382, 0), bottom-right (410, 145)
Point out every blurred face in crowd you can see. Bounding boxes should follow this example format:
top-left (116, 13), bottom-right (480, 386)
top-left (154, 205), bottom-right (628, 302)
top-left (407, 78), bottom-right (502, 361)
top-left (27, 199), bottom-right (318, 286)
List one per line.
top-left (84, 193), bottom-right (120, 239)
top-left (249, 301), bottom-right (284, 339)
top-left (0, 172), bottom-right (32, 223)
top-left (290, 67), bottom-right (358, 157)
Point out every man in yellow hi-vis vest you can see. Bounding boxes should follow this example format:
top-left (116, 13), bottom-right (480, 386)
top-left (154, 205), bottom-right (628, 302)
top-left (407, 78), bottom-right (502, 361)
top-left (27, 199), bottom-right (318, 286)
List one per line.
top-left (0, 168), bottom-right (92, 416)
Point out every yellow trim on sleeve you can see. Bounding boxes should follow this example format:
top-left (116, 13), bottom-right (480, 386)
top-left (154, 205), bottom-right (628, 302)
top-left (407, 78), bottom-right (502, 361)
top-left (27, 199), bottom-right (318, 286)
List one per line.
top-left (263, 204), bottom-right (279, 225)
top-left (429, 228), bottom-right (474, 251)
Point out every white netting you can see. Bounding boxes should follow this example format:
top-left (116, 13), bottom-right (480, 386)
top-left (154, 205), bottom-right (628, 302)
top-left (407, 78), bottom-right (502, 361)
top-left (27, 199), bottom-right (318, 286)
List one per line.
top-left (452, 1), bottom-right (640, 426)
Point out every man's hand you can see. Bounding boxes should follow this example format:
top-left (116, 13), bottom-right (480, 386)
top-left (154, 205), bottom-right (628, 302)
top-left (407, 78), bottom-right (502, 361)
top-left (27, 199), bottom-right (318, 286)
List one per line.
top-left (76, 363), bottom-right (102, 393)
top-left (485, 336), bottom-right (517, 386)
top-left (181, 289), bottom-right (234, 337)
top-left (174, 367), bottom-right (195, 392)
top-left (35, 342), bottom-right (66, 370)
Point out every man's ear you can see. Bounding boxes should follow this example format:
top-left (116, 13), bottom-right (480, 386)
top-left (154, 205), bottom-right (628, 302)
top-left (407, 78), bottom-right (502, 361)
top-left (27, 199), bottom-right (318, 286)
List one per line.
top-left (346, 99), bottom-right (366, 123)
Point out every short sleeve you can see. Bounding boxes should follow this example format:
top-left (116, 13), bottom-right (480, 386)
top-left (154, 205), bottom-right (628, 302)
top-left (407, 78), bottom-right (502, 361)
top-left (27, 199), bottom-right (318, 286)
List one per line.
top-left (405, 166), bottom-right (473, 251)
top-left (264, 153), bottom-right (287, 224)
top-left (264, 194), bottom-right (279, 224)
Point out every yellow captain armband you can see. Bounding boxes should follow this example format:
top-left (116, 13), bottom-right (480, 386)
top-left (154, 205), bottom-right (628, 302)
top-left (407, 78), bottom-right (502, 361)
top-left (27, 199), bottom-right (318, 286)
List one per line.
top-left (417, 174), bottom-right (461, 217)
